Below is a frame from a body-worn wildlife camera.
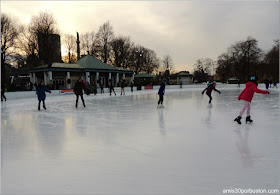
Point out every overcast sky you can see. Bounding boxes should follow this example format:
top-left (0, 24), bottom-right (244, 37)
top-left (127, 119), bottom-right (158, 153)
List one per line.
top-left (1, 0), bottom-right (279, 72)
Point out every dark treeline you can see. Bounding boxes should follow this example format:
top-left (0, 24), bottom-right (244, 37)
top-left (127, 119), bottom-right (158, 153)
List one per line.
top-left (1, 11), bottom-right (175, 84)
top-left (193, 36), bottom-right (279, 83)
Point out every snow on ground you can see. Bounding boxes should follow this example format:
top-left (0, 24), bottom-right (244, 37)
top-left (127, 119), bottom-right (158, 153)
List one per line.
top-left (1, 87), bottom-right (280, 194)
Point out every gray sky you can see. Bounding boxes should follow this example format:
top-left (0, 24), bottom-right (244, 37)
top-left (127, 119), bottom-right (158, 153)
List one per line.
top-left (1, 0), bottom-right (279, 72)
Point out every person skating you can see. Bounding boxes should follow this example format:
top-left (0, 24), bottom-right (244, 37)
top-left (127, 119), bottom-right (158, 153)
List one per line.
top-left (130, 82), bottom-right (134, 92)
top-left (91, 81), bottom-right (97, 95)
top-left (120, 79), bottom-right (125, 95)
top-left (234, 77), bottom-right (269, 124)
top-left (36, 81), bottom-right (51, 110)
top-left (1, 85), bottom-right (7, 101)
top-left (157, 78), bottom-right (167, 108)
top-left (108, 80), bottom-right (116, 96)
top-left (202, 81), bottom-right (221, 104)
top-left (74, 78), bottom-right (86, 108)
top-left (273, 81), bottom-right (278, 88)
top-left (264, 79), bottom-right (270, 90)
top-left (100, 83), bottom-right (104, 93)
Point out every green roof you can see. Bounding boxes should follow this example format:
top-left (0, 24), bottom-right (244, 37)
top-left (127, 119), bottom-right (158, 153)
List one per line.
top-left (134, 73), bottom-right (156, 78)
top-left (76, 55), bottom-right (117, 70)
top-left (32, 55), bottom-right (133, 73)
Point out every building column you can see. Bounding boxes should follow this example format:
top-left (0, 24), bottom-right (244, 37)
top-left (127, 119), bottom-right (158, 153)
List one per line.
top-left (44, 72), bottom-right (48, 84)
top-left (30, 73), bottom-right (33, 83)
top-left (96, 72), bottom-right (99, 83)
top-left (131, 74), bottom-right (134, 82)
top-left (66, 72), bottom-right (71, 89)
top-left (86, 72), bottom-right (90, 83)
top-left (48, 71), bottom-right (53, 84)
top-left (123, 73), bottom-right (125, 79)
top-left (33, 73), bottom-right (38, 85)
top-left (116, 73), bottom-right (119, 86)
top-left (108, 72), bottom-right (111, 80)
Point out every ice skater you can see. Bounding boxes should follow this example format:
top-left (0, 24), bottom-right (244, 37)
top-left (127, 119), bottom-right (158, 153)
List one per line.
top-left (74, 78), bottom-right (86, 108)
top-left (1, 85), bottom-right (7, 101)
top-left (157, 78), bottom-right (167, 108)
top-left (264, 79), bottom-right (270, 90)
top-left (100, 83), bottom-right (104, 93)
top-left (120, 79), bottom-right (125, 95)
top-left (234, 77), bottom-right (269, 124)
top-left (108, 80), bottom-right (116, 96)
top-left (36, 81), bottom-right (51, 110)
top-left (273, 81), bottom-right (278, 88)
top-left (130, 82), bottom-right (134, 92)
top-left (202, 81), bottom-right (221, 104)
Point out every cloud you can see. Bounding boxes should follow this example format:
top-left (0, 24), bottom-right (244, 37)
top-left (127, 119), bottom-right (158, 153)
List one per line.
top-left (1, 1), bottom-right (278, 72)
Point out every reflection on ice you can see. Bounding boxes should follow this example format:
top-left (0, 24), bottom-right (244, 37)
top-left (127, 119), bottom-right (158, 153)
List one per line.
top-left (1, 88), bottom-right (279, 194)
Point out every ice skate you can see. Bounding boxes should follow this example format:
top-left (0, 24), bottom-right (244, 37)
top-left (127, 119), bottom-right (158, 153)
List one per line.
top-left (160, 105), bottom-right (164, 108)
top-left (234, 116), bottom-right (242, 125)
top-left (246, 116), bottom-right (253, 123)
top-left (43, 105), bottom-right (47, 110)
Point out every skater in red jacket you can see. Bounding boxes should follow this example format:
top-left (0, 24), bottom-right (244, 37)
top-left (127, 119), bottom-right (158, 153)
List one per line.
top-left (234, 77), bottom-right (269, 124)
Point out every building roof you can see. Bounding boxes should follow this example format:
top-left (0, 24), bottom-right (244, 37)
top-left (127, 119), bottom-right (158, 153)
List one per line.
top-left (172, 71), bottom-right (193, 76)
top-left (75, 55), bottom-right (117, 70)
top-left (31, 55), bottom-right (133, 73)
top-left (134, 73), bottom-right (156, 78)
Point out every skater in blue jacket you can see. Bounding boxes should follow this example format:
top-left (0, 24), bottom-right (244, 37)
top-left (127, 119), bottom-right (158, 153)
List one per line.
top-left (36, 81), bottom-right (51, 110)
top-left (157, 78), bottom-right (167, 108)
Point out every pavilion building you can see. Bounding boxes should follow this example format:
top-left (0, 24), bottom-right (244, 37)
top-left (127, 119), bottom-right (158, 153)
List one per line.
top-left (29, 55), bottom-right (134, 89)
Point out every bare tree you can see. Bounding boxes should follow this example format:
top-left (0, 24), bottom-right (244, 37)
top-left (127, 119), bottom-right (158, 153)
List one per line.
top-left (94, 21), bottom-right (114, 63)
top-left (80, 31), bottom-right (94, 55)
top-left (128, 45), bottom-right (146, 74)
top-left (111, 36), bottom-right (132, 68)
top-left (227, 36), bottom-right (263, 81)
top-left (162, 55), bottom-right (174, 73)
top-left (1, 13), bottom-right (21, 83)
top-left (28, 11), bottom-right (60, 65)
top-left (142, 49), bottom-right (159, 74)
top-left (1, 13), bottom-right (20, 64)
top-left (62, 34), bottom-right (76, 63)
top-left (193, 58), bottom-right (214, 82)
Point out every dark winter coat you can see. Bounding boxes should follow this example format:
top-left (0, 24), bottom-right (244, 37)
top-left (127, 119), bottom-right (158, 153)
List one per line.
top-left (120, 81), bottom-right (125, 88)
top-left (238, 81), bottom-right (268, 102)
top-left (36, 85), bottom-right (51, 101)
top-left (74, 81), bottom-right (85, 95)
top-left (202, 84), bottom-right (220, 95)
top-left (158, 83), bottom-right (165, 95)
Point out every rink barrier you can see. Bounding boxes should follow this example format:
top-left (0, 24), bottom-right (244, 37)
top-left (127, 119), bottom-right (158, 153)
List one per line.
top-left (3, 83), bottom-right (278, 100)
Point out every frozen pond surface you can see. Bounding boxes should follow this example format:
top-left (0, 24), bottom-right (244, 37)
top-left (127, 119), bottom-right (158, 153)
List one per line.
top-left (1, 87), bottom-right (280, 194)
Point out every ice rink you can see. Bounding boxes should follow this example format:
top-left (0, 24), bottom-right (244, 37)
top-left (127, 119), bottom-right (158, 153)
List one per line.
top-left (1, 87), bottom-right (280, 194)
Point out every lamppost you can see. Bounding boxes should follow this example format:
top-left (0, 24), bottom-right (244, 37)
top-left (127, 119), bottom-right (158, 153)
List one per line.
top-left (212, 61), bottom-right (216, 81)
top-left (135, 50), bottom-right (144, 74)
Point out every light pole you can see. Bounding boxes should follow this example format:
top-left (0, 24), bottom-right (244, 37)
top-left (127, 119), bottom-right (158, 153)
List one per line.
top-left (212, 61), bottom-right (216, 81)
top-left (135, 50), bottom-right (144, 74)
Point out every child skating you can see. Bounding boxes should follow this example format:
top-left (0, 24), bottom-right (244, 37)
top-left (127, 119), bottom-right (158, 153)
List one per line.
top-left (234, 77), bottom-right (269, 124)
top-left (36, 81), bottom-right (51, 110)
top-left (157, 78), bottom-right (167, 108)
top-left (202, 81), bottom-right (221, 104)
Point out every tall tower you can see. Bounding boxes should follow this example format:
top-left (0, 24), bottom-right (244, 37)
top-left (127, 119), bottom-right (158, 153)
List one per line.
top-left (76, 32), bottom-right (81, 60)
